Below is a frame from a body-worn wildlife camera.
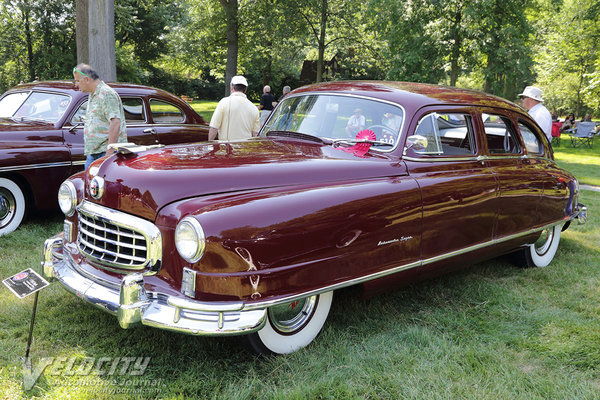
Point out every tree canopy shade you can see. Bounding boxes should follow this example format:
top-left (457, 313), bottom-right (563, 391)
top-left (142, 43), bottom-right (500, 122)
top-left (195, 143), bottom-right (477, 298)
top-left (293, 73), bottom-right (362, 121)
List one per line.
top-left (0, 0), bottom-right (599, 116)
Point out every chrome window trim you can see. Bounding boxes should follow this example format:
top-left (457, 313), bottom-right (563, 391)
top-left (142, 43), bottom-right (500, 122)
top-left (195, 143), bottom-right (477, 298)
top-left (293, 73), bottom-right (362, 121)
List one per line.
top-left (240, 218), bottom-right (569, 311)
top-left (76, 200), bottom-right (162, 274)
top-left (403, 154), bottom-right (554, 163)
top-left (403, 156), bottom-right (479, 162)
top-left (262, 92), bottom-right (407, 153)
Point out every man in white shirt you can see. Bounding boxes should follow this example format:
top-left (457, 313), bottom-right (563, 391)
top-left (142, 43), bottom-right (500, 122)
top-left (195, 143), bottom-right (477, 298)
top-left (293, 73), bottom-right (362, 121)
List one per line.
top-left (209, 75), bottom-right (260, 141)
top-left (518, 86), bottom-right (552, 142)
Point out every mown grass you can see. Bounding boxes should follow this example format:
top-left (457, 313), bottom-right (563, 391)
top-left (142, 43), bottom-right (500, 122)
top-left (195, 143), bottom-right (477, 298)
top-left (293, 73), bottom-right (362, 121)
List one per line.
top-left (189, 100), bottom-right (218, 122)
top-left (0, 142), bottom-right (598, 399)
top-left (1, 192), bottom-right (598, 399)
top-left (553, 136), bottom-right (600, 186)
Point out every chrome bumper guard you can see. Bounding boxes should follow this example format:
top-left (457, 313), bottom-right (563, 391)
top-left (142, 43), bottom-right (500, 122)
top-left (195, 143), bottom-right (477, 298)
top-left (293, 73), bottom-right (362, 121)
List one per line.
top-left (41, 235), bottom-right (266, 336)
top-left (575, 202), bottom-right (587, 224)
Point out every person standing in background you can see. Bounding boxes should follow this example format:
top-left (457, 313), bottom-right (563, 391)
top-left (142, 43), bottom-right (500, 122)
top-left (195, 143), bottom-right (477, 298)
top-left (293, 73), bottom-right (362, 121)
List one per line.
top-left (518, 86), bottom-right (552, 141)
top-left (258, 85), bottom-right (277, 126)
top-left (279, 85), bottom-right (291, 101)
top-left (73, 63), bottom-right (127, 169)
top-left (209, 75), bottom-right (260, 141)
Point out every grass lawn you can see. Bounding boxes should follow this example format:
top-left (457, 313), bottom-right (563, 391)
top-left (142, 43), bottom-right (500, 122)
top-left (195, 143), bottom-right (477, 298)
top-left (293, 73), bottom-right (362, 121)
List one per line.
top-left (189, 100), bottom-right (218, 122)
top-left (553, 135), bottom-right (600, 186)
top-left (0, 134), bottom-right (598, 399)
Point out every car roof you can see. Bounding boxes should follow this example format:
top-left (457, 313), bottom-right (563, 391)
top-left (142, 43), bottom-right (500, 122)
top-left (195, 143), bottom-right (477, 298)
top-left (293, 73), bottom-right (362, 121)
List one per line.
top-left (292, 81), bottom-right (523, 114)
top-left (9, 80), bottom-right (171, 97)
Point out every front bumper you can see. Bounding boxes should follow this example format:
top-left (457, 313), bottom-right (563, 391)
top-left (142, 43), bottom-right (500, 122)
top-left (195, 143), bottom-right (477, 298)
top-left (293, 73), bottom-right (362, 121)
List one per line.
top-left (41, 235), bottom-right (266, 336)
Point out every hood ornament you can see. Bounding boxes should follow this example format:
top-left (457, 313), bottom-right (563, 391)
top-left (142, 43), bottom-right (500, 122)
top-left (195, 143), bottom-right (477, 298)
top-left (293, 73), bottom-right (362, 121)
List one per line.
top-left (108, 142), bottom-right (164, 155)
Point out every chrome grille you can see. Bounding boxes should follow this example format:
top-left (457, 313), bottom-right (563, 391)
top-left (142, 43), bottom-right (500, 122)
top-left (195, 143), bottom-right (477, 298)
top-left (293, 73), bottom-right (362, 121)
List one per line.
top-left (76, 200), bottom-right (162, 271)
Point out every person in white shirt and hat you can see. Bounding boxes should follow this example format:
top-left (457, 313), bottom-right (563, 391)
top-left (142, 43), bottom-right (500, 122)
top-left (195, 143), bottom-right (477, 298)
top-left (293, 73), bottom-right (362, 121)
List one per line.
top-left (518, 86), bottom-right (552, 142)
top-left (209, 75), bottom-right (260, 141)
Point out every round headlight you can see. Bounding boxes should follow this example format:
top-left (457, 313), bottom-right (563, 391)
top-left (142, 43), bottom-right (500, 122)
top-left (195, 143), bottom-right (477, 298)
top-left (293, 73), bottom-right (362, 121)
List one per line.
top-left (175, 217), bottom-right (206, 263)
top-left (58, 181), bottom-right (77, 216)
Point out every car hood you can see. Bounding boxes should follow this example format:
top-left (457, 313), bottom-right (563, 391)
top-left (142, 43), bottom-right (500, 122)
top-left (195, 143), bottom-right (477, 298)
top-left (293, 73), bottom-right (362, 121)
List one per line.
top-left (88, 138), bottom-right (406, 220)
top-left (0, 118), bottom-right (53, 131)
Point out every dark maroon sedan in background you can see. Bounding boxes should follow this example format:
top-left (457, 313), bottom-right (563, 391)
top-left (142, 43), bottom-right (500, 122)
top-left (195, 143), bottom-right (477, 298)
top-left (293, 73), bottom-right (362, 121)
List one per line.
top-left (0, 81), bottom-right (209, 236)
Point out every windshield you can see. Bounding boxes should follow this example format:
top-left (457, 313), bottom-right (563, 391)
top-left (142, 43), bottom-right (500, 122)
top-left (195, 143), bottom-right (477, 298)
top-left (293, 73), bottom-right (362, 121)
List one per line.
top-left (0, 91), bottom-right (71, 123)
top-left (261, 94), bottom-right (404, 150)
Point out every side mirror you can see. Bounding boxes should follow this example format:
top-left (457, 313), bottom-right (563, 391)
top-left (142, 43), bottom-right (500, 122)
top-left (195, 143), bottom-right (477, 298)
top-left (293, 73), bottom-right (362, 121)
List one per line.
top-left (404, 135), bottom-right (428, 153)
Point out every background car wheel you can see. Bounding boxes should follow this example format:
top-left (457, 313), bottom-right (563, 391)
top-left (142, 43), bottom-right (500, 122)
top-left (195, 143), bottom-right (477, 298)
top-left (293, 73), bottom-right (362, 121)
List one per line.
top-left (246, 291), bottom-right (333, 355)
top-left (0, 178), bottom-right (26, 236)
top-left (513, 224), bottom-right (562, 268)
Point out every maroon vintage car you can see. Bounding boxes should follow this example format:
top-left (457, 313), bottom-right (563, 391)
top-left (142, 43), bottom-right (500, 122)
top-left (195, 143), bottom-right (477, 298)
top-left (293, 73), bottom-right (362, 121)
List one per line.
top-left (41, 81), bottom-right (586, 354)
top-left (0, 81), bottom-right (209, 236)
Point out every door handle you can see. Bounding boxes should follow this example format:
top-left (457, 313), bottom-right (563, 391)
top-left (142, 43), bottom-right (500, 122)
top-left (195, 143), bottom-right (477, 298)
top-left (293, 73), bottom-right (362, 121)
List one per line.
top-left (143, 128), bottom-right (156, 134)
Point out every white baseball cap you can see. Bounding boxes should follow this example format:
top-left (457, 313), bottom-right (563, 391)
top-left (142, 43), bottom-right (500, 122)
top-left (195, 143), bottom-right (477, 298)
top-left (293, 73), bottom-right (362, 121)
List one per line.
top-left (230, 75), bottom-right (248, 87)
top-left (518, 86), bottom-right (543, 102)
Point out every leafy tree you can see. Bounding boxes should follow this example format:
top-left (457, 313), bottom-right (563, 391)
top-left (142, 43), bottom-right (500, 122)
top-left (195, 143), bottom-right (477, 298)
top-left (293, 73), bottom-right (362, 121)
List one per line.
top-left (534, 0), bottom-right (600, 116)
top-left (115, 0), bottom-right (185, 68)
top-left (469, 0), bottom-right (534, 99)
top-left (0, 0), bottom-right (76, 91)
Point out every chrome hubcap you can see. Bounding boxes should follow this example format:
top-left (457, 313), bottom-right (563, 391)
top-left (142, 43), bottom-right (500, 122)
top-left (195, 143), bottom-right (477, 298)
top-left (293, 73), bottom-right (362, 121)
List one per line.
top-left (0, 189), bottom-right (15, 228)
top-left (268, 296), bottom-right (318, 334)
top-left (534, 227), bottom-right (553, 256)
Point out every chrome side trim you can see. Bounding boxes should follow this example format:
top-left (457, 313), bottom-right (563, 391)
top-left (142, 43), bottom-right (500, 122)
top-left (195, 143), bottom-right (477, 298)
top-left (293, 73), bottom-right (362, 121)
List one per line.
top-left (0, 161), bottom-right (72, 173)
top-left (241, 218), bottom-right (570, 311)
top-left (42, 216), bottom-right (574, 335)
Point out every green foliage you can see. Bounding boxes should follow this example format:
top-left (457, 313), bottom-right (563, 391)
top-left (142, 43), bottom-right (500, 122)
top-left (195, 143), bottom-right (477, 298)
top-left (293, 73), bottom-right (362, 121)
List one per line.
top-left (0, 0), bottom-right (598, 115)
top-left (0, 0), bottom-right (76, 91)
top-left (534, 0), bottom-right (600, 116)
top-left (115, 0), bottom-right (186, 67)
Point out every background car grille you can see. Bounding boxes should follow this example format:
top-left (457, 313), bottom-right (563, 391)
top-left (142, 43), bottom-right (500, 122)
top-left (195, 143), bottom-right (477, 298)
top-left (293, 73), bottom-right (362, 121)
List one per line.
top-left (78, 213), bottom-right (149, 270)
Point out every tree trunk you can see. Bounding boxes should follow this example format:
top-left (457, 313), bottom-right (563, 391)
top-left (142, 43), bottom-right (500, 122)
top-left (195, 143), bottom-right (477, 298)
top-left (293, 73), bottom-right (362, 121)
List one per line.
top-left (22, 5), bottom-right (35, 81)
top-left (449, 9), bottom-right (462, 86)
top-left (220, 0), bottom-right (239, 96)
top-left (316, 0), bottom-right (327, 83)
top-left (261, 0), bottom-right (273, 86)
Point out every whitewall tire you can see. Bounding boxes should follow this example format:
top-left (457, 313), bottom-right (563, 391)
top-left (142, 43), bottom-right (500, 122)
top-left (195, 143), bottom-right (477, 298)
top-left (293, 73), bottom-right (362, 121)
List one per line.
top-left (0, 178), bottom-right (26, 236)
top-left (522, 224), bottom-right (562, 268)
top-left (247, 291), bottom-right (333, 354)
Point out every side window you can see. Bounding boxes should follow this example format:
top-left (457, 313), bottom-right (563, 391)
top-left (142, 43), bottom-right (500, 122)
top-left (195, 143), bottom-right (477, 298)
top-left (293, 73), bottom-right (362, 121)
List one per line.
top-left (413, 112), bottom-right (475, 156)
top-left (483, 114), bottom-right (521, 154)
top-left (122, 98), bottom-right (145, 123)
top-left (70, 101), bottom-right (87, 124)
top-left (518, 121), bottom-right (543, 155)
top-left (150, 99), bottom-right (184, 123)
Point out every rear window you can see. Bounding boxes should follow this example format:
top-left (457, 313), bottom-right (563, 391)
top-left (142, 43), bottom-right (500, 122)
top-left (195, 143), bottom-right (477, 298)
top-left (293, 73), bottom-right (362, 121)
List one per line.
top-left (518, 121), bottom-right (543, 154)
top-left (150, 99), bottom-right (184, 123)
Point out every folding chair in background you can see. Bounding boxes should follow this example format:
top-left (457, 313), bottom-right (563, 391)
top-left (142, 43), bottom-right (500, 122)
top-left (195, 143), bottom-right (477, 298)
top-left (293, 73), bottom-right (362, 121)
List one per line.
top-left (569, 121), bottom-right (595, 148)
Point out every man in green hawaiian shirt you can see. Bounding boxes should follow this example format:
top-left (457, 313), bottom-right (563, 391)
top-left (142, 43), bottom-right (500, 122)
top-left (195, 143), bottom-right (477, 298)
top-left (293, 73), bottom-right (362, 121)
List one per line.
top-left (73, 64), bottom-right (127, 169)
